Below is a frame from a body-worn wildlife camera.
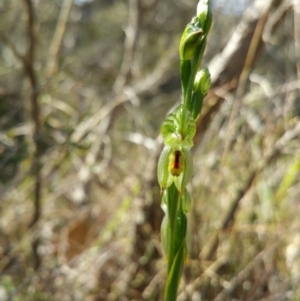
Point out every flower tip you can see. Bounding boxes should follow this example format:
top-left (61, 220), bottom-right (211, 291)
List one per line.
top-left (196, 0), bottom-right (212, 34)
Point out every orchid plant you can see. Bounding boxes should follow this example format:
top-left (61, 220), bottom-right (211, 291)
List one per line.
top-left (157, 1), bottom-right (212, 300)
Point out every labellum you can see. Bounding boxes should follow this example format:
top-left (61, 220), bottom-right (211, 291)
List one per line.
top-left (168, 150), bottom-right (184, 177)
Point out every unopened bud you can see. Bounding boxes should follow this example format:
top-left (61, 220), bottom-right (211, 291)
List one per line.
top-left (197, 0), bottom-right (212, 34)
top-left (194, 67), bottom-right (211, 95)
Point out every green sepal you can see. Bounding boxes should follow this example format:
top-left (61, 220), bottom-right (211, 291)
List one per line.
top-left (179, 17), bottom-right (203, 60)
top-left (173, 148), bottom-right (193, 194)
top-left (157, 146), bottom-right (173, 192)
top-left (161, 105), bottom-right (196, 149)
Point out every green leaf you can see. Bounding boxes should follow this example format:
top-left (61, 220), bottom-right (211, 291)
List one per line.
top-left (180, 60), bottom-right (192, 99)
top-left (174, 210), bottom-right (187, 252)
top-left (164, 240), bottom-right (185, 301)
top-left (191, 91), bottom-right (204, 120)
top-left (166, 183), bottom-right (180, 233)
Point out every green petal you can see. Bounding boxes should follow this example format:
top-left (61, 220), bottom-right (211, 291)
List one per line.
top-left (161, 105), bottom-right (196, 149)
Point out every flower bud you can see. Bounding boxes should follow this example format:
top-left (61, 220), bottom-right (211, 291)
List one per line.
top-left (194, 67), bottom-right (211, 95)
top-left (197, 0), bottom-right (212, 34)
top-left (179, 17), bottom-right (203, 60)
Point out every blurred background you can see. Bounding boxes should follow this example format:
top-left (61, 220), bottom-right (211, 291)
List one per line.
top-left (1, 0), bottom-right (300, 300)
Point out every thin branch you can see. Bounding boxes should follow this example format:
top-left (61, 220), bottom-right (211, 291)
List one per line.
top-left (294, 0), bottom-right (300, 87)
top-left (86, 48), bottom-right (178, 137)
top-left (221, 2), bottom-right (272, 166)
top-left (46, 0), bottom-right (73, 77)
top-left (23, 0), bottom-right (42, 270)
top-left (23, 0), bottom-right (35, 66)
top-left (213, 244), bottom-right (277, 301)
top-left (263, 0), bottom-right (293, 44)
top-left (113, 0), bottom-right (142, 91)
